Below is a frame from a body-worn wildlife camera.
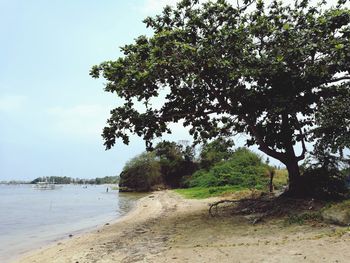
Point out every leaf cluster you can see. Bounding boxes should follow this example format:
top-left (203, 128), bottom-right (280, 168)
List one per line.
top-left (185, 147), bottom-right (270, 189)
top-left (92, 0), bottom-right (350, 170)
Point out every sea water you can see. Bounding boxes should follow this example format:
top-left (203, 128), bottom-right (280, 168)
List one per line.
top-left (0, 184), bottom-right (143, 262)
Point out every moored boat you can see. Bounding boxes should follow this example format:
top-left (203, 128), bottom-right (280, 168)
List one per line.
top-left (33, 178), bottom-right (58, 190)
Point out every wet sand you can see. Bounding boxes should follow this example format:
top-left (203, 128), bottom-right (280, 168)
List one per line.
top-left (15, 191), bottom-right (350, 263)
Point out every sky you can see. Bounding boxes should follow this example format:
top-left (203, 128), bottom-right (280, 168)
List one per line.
top-left (0, 0), bottom-right (187, 181)
top-left (1, 0), bottom-right (329, 181)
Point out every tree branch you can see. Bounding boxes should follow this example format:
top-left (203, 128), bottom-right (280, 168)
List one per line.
top-left (296, 127), bottom-right (307, 161)
top-left (161, 109), bottom-right (216, 122)
top-left (323, 76), bottom-right (350, 85)
top-left (242, 116), bottom-right (286, 162)
top-left (294, 117), bottom-right (307, 161)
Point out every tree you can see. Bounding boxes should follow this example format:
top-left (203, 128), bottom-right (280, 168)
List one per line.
top-left (154, 140), bottom-right (198, 187)
top-left (154, 141), bottom-right (183, 161)
top-left (314, 87), bottom-right (350, 156)
top-left (91, 0), bottom-right (350, 196)
top-left (119, 152), bottom-right (162, 191)
top-left (187, 147), bottom-right (270, 189)
top-left (200, 137), bottom-right (234, 169)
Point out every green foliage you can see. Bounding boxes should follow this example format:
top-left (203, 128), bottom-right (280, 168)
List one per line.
top-left (273, 169), bottom-right (288, 189)
top-left (293, 145), bottom-right (350, 199)
top-left (298, 166), bottom-right (349, 200)
top-left (154, 141), bottom-right (183, 161)
top-left (284, 212), bottom-right (323, 225)
top-left (343, 167), bottom-right (350, 176)
top-left (185, 148), bottom-right (270, 189)
top-left (119, 152), bottom-right (162, 192)
top-left (91, 0), bottom-right (350, 191)
top-left (313, 87), bottom-right (350, 158)
top-left (94, 176), bottom-right (119, 184)
top-left (154, 140), bottom-right (198, 188)
top-left (200, 137), bottom-right (234, 169)
top-left (119, 140), bottom-right (198, 191)
top-left (174, 185), bottom-right (245, 199)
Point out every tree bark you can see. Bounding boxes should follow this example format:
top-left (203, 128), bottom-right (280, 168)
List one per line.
top-left (284, 157), bottom-right (301, 194)
top-left (243, 114), bottom-right (306, 196)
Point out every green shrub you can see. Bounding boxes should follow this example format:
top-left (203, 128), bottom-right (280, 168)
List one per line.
top-left (154, 140), bottom-right (198, 188)
top-left (273, 169), bottom-right (288, 189)
top-left (298, 167), bottom-right (349, 200)
top-left (119, 152), bottom-right (162, 192)
top-left (284, 212), bottom-right (323, 225)
top-left (200, 138), bottom-right (234, 169)
top-left (185, 148), bottom-right (270, 189)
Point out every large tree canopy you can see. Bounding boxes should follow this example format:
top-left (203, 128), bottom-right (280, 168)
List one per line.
top-left (91, 0), bottom-right (350, 193)
top-left (314, 87), bottom-right (350, 154)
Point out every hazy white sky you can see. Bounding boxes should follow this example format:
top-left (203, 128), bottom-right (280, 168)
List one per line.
top-left (1, 0), bottom-right (339, 181)
top-left (0, 1), bottom-right (151, 180)
top-left (0, 0), bottom-right (210, 181)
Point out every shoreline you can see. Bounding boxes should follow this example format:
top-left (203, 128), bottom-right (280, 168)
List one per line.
top-left (3, 187), bottom-right (143, 263)
top-left (15, 191), bottom-right (350, 263)
top-left (13, 191), bottom-right (164, 263)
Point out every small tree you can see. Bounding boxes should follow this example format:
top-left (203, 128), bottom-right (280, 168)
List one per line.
top-left (187, 148), bottom-right (270, 189)
top-left (200, 138), bottom-right (234, 169)
top-left (154, 140), bottom-right (198, 187)
top-left (91, 0), bottom-right (350, 196)
top-left (314, 87), bottom-right (350, 157)
top-left (119, 152), bottom-right (162, 191)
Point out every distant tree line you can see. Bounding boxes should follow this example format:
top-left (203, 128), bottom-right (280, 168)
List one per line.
top-left (0, 180), bottom-right (29, 184)
top-left (30, 175), bottom-right (119, 185)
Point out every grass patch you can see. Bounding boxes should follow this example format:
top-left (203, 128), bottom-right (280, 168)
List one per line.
top-left (284, 212), bottom-right (323, 225)
top-left (273, 169), bottom-right (288, 189)
top-left (174, 185), bottom-right (247, 199)
top-left (326, 199), bottom-right (350, 210)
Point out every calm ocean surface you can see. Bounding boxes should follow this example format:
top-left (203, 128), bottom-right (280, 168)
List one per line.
top-left (0, 184), bottom-right (143, 263)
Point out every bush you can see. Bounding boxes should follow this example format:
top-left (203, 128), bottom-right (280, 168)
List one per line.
top-left (154, 140), bottom-right (198, 188)
top-left (119, 152), bottom-right (162, 192)
top-left (185, 148), bottom-right (270, 189)
top-left (298, 167), bottom-right (349, 200)
top-left (200, 138), bottom-right (234, 169)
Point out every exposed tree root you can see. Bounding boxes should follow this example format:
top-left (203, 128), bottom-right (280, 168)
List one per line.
top-left (208, 194), bottom-right (324, 223)
top-left (209, 199), bottom-right (255, 217)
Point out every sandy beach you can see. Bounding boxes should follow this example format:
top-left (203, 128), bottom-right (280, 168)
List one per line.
top-left (15, 191), bottom-right (350, 263)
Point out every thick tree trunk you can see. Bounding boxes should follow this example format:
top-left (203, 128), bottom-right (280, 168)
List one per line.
top-left (243, 114), bottom-right (307, 197)
top-left (280, 113), bottom-right (306, 197)
top-left (285, 158), bottom-right (301, 195)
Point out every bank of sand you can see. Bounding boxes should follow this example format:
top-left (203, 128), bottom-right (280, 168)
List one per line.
top-left (16, 191), bottom-right (350, 263)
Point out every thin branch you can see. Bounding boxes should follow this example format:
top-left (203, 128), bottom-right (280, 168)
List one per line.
top-left (161, 109), bottom-right (216, 122)
top-left (296, 127), bottom-right (307, 161)
top-left (237, 0), bottom-right (256, 13)
top-left (209, 198), bottom-right (259, 217)
top-left (242, 116), bottom-right (286, 162)
top-left (323, 76), bottom-right (350, 85)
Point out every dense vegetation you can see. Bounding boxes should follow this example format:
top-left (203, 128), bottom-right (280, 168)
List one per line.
top-left (185, 148), bottom-right (270, 189)
top-left (119, 141), bottom-right (198, 191)
top-left (92, 0), bottom-right (350, 196)
top-left (118, 139), bottom-right (282, 194)
top-left (119, 152), bottom-right (162, 192)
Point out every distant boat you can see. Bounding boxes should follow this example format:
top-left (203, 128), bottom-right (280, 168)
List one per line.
top-left (33, 178), bottom-right (59, 190)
